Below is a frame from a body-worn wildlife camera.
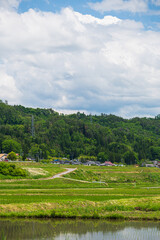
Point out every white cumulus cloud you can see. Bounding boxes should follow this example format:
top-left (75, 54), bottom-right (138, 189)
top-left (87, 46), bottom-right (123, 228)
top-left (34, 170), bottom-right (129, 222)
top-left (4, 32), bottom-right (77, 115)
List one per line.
top-left (0, 0), bottom-right (21, 10)
top-left (0, 7), bottom-right (160, 117)
top-left (74, 12), bottom-right (121, 25)
top-left (0, 71), bottom-right (22, 103)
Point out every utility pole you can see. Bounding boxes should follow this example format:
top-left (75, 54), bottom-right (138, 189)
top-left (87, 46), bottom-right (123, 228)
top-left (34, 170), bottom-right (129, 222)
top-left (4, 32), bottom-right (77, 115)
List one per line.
top-left (31, 115), bottom-right (35, 137)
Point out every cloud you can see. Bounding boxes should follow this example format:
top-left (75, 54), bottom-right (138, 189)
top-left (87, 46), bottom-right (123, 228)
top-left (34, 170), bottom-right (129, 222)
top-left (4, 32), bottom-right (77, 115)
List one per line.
top-left (0, 0), bottom-right (21, 10)
top-left (0, 70), bottom-right (22, 103)
top-left (88, 0), bottom-right (148, 13)
top-left (74, 12), bottom-right (121, 25)
top-left (0, 7), bottom-right (160, 117)
top-left (152, 0), bottom-right (160, 6)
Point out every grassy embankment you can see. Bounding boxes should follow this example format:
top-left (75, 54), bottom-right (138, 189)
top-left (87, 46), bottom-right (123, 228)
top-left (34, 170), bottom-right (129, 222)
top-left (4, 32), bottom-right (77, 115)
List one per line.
top-left (1, 163), bottom-right (160, 220)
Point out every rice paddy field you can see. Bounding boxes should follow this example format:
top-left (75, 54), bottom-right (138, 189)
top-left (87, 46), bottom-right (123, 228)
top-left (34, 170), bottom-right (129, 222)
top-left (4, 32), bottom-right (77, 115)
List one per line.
top-left (1, 162), bottom-right (160, 220)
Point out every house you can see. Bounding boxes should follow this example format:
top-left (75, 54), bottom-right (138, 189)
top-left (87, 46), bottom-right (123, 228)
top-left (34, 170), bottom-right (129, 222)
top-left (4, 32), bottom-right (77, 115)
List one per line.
top-left (83, 161), bottom-right (101, 166)
top-left (0, 153), bottom-right (8, 161)
top-left (95, 161), bottom-right (101, 166)
top-left (70, 160), bottom-right (82, 165)
top-left (145, 164), bottom-right (154, 167)
top-left (63, 160), bottom-right (71, 165)
top-left (83, 161), bottom-right (96, 166)
top-left (153, 161), bottom-right (160, 168)
top-left (52, 159), bottom-right (62, 164)
top-left (104, 161), bottom-right (115, 166)
top-left (157, 161), bottom-right (160, 168)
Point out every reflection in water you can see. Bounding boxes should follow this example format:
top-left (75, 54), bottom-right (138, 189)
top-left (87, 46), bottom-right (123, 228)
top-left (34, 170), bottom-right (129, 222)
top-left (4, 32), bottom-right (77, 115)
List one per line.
top-left (0, 219), bottom-right (160, 240)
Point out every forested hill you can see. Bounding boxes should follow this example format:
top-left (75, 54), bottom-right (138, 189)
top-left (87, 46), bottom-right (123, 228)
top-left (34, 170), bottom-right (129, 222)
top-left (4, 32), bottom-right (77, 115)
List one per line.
top-left (1, 100), bottom-right (160, 164)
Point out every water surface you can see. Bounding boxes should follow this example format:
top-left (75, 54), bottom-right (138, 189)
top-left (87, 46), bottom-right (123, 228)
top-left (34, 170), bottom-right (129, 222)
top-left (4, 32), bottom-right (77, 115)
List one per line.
top-left (0, 219), bottom-right (160, 240)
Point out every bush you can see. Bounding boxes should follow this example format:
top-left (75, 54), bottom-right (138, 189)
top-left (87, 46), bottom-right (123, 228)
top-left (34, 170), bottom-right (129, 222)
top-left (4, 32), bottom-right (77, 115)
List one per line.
top-left (7, 151), bottom-right (17, 160)
top-left (0, 162), bottom-right (27, 177)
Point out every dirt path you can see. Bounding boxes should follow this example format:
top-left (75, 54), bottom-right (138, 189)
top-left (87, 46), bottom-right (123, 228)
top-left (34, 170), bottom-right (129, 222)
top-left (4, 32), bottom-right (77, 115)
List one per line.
top-left (50, 168), bottom-right (77, 179)
top-left (0, 168), bottom-right (77, 182)
top-left (61, 177), bottom-right (92, 183)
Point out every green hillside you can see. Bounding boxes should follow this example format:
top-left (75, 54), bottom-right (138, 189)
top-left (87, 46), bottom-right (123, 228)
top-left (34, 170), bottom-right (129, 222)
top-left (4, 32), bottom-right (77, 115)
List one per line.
top-left (1, 100), bottom-right (160, 164)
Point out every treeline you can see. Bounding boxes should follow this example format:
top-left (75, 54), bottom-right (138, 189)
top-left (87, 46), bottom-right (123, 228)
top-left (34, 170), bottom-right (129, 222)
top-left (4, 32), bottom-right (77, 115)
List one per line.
top-left (1, 100), bottom-right (160, 164)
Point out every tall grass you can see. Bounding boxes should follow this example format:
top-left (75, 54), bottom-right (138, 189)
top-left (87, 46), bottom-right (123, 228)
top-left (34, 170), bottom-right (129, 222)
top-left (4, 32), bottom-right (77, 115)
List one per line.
top-left (1, 232), bottom-right (7, 240)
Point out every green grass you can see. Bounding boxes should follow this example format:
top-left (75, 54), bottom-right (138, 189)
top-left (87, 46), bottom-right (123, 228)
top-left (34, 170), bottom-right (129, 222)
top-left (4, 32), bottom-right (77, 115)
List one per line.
top-left (0, 192), bottom-right (149, 204)
top-left (64, 166), bottom-right (160, 185)
top-left (0, 162), bottom-right (66, 180)
top-left (1, 163), bottom-right (160, 220)
top-left (16, 162), bottom-right (66, 179)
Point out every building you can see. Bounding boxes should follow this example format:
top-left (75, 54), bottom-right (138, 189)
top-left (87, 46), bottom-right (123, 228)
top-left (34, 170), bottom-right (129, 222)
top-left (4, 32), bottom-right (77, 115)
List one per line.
top-left (0, 154), bottom-right (8, 161)
top-left (104, 161), bottom-right (115, 166)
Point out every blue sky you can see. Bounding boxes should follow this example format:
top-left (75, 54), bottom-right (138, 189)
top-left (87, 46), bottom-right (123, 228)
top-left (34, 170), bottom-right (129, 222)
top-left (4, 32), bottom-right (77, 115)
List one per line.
top-left (18, 0), bottom-right (160, 30)
top-left (0, 0), bottom-right (160, 118)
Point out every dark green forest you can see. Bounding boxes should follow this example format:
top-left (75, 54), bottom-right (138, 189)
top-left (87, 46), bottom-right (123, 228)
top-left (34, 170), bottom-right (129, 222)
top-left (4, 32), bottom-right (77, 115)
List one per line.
top-left (1, 100), bottom-right (160, 164)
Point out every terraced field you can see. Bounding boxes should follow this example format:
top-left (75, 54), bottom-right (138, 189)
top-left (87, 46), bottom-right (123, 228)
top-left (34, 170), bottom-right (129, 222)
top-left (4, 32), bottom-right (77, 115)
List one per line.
top-left (0, 163), bottom-right (160, 220)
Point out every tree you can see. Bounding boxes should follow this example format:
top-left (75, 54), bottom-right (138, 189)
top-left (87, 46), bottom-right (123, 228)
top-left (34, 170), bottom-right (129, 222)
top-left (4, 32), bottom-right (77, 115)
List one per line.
top-left (123, 151), bottom-right (138, 165)
top-left (29, 144), bottom-right (40, 161)
top-left (7, 151), bottom-right (17, 161)
top-left (2, 139), bottom-right (21, 153)
top-left (97, 152), bottom-right (108, 162)
top-left (78, 155), bottom-right (97, 162)
top-left (149, 146), bottom-right (160, 160)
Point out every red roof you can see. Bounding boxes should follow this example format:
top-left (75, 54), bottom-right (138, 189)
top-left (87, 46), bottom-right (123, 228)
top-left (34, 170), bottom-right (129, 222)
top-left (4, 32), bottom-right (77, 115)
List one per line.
top-left (105, 161), bottom-right (114, 165)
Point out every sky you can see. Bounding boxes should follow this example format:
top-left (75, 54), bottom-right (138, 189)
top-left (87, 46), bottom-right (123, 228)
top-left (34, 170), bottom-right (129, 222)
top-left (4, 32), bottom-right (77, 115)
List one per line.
top-left (0, 0), bottom-right (160, 118)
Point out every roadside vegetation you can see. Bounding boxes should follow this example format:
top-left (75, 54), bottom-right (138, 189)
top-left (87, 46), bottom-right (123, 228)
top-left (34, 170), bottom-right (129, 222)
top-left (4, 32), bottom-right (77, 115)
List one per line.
top-left (0, 163), bottom-right (160, 220)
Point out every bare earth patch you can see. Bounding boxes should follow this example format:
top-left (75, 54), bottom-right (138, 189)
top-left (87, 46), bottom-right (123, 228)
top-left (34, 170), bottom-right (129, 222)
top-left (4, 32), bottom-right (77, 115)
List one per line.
top-left (24, 168), bottom-right (48, 176)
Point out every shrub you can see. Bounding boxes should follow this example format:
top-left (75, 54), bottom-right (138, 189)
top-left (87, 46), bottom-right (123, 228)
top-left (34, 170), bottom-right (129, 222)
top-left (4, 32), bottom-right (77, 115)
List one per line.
top-left (0, 162), bottom-right (27, 177)
top-left (7, 151), bottom-right (17, 160)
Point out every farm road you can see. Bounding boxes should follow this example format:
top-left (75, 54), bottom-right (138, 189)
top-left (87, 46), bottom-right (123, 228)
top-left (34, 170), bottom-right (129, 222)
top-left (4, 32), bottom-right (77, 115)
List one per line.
top-left (51, 168), bottom-right (77, 179)
top-left (51, 168), bottom-right (102, 184)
